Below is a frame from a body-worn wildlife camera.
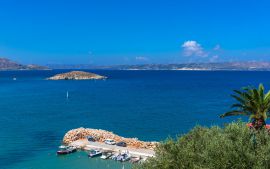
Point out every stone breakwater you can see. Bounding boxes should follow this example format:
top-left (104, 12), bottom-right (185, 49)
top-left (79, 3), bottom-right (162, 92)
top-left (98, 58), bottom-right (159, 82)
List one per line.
top-left (47, 71), bottom-right (107, 80)
top-left (63, 128), bottom-right (158, 150)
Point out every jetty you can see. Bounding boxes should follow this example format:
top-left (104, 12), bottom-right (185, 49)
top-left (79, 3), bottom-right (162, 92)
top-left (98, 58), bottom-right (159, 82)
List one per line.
top-left (63, 128), bottom-right (157, 150)
top-left (70, 139), bottom-right (155, 158)
top-left (62, 127), bottom-right (158, 159)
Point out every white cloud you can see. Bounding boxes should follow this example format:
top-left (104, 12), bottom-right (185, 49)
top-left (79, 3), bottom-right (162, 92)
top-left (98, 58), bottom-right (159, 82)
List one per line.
top-left (214, 44), bottom-right (221, 50)
top-left (135, 56), bottom-right (148, 61)
top-left (209, 55), bottom-right (219, 62)
top-left (182, 41), bottom-right (208, 57)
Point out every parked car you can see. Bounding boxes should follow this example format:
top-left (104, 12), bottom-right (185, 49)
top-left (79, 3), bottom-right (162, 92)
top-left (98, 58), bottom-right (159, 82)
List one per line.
top-left (104, 139), bottom-right (116, 145)
top-left (86, 136), bottom-right (96, 142)
top-left (116, 141), bottom-right (127, 147)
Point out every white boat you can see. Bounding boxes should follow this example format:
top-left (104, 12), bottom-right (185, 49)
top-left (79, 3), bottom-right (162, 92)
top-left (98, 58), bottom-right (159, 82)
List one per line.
top-left (57, 146), bottom-right (77, 155)
top-left (111, 153), bottom-right (120, 160)
top-left (121, 153), bottom-right (131, 162)
top-left (100, 151), bottom-right (113, 159)
top-left (59, 145), bottom-right (67, 149)
top-left (116, 152), bottom-right (131, 162)
top-left (88, 149), bottom-right (102, 158)
top-left (130, 156), bottom-right (141, 163)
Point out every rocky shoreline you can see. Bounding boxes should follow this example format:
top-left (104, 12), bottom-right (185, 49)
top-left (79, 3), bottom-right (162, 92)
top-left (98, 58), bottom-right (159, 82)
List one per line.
top-left (63, 128), bottom-right (158, 150)
top-left (47, 71), bottom-right (107, 80)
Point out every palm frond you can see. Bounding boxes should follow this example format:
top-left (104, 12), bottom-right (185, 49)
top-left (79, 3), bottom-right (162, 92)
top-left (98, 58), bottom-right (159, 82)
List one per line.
top-left (259, 83), bottom-right (265, 100)
top-left (230, 103), bottom-right (243, 109)
top-left (220, 110), bottom-right (248, 118)
top-left (221, 84), bottom-right (270, 121)
top-left (231, 95), bottom-right (245, 104)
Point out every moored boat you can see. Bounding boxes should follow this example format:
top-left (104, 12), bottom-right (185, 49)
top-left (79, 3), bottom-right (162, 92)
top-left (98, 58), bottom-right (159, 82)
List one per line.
top-left (88, 149), bottom-right (102, 158)
top-left (100, 151), bottom-right (113, 159)
top-left (57, 146), bottom-right (77, 155)
top-left (130, 156), bottom-right (141, 163)
top-left (116, 152), bottom-right (131, 162)
top-left (111, 152), bottom-right (120, 160)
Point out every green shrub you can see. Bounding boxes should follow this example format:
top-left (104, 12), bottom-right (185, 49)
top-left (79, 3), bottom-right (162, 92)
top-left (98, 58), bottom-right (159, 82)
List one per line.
top-left (134, 122), bottom-right (270, 169)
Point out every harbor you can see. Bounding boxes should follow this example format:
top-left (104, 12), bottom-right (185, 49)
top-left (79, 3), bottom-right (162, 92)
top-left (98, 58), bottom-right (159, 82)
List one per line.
top-left (70, 139), bottom-right (155, 158)
top-left (57, 127), bottom-right (157, 164)
top-left (57, 139), bottom-right (155, 164)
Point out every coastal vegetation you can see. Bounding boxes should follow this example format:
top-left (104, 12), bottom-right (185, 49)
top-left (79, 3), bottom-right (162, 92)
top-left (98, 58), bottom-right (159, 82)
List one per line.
top-left (58, 84), bottom-right (270, 168)
top-left (135, 84), bottom-right (270, 169)
top-left (134, 121), bottom-right (270, 169)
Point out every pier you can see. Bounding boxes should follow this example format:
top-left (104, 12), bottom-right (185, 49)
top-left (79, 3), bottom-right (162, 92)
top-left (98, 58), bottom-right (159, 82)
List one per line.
top-left (69, 139), bottom-right (155, 158)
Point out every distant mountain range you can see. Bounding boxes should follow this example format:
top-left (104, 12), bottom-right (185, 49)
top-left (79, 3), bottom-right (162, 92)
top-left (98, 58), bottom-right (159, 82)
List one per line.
top-left (2, 57), bottom-right (270, 71)
top-left (0, 58), bottom-right (49, 70)
top-left (47, 62), bottom-right (270, 71)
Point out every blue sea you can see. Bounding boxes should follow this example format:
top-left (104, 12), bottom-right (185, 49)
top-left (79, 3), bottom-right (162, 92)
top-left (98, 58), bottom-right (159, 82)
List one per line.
top-left (0, 70), bottom-right (269, 169)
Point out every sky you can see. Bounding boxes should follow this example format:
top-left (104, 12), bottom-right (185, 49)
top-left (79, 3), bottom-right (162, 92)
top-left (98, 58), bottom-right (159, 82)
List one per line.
top-left (0, 0), bottom-right (270, 65)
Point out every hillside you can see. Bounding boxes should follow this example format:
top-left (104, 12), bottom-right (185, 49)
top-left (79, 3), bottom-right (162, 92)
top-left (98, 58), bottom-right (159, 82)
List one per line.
top-left (47, 62), bottom-right (270, 71)
top-left (0, 58), bottom-right (49, 70)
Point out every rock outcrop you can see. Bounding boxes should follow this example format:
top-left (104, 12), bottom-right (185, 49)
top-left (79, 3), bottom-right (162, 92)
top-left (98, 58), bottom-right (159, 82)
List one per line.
top-left (63, 128), bottom-right (158, 150)
top-left (47, 71), bottom-right (107, 80)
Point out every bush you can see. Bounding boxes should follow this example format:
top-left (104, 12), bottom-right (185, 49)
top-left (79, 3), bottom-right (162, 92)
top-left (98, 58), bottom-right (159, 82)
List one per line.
top-left (134, 122), bottom-right (270, 169)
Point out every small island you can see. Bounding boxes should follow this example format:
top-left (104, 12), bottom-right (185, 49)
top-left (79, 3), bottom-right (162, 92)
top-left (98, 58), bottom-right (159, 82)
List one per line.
top-left (47, 71), bottom-right (107, 80)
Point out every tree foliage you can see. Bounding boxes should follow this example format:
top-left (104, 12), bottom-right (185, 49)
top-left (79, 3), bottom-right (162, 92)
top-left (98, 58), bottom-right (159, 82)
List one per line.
top-left (134, 122), bottom-right (270, 169)
top-left (220, 84), bottom-right (270, 122)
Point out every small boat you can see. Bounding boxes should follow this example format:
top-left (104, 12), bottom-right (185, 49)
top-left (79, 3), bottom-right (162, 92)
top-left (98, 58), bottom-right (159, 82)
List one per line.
top-left (100, 151), bottom-right (113, 159)
top-left (57, 146), bottom-right (77, 155)
top-left (88, 149), bottom-right (102, 158)
top-left (116, 153), bottom-right (131, 162)
top-left (122, 153), bottom-right (131, 162)
top-left (130, 156), bottom-right (141, 163)
top-left (111, 153), bottom-right (120, 160)
top-left (66, 91), bottom-right (69, 99)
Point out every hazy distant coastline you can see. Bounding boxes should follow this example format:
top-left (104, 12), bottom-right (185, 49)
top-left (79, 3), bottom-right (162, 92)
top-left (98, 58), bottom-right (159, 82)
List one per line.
top-left (2, 57), bottom-right (270, 71)
top-left (46, 62), bottom-right (270, 71)
top-left (0, 58), bottom-right (49, 70)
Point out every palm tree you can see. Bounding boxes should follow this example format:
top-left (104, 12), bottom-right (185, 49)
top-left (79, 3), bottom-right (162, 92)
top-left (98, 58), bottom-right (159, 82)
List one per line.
top-left (220, 84), bottom-right (270, 129)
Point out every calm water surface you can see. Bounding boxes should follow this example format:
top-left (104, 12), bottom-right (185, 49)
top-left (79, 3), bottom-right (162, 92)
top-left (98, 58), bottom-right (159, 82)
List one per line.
top-left (0, 70), bottom-right (269, 169)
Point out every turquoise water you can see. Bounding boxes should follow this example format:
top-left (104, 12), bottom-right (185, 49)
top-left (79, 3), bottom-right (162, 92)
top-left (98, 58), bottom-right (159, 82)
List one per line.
top-left (0, 70), bottom-right (269, 169)
top-left (10, 151), bottom-right (131, 169)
